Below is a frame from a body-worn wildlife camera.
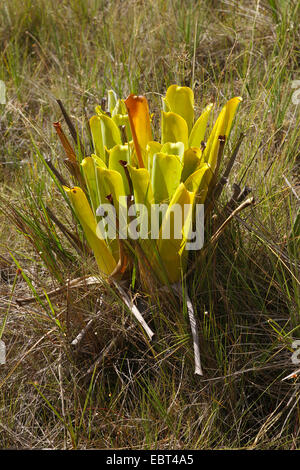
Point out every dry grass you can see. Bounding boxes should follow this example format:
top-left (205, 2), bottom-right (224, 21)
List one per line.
top-left (0, 0), bottom-right (299, 449)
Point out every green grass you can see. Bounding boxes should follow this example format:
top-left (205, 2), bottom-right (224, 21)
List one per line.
top-left (0, 0), bottom-right (299, 449)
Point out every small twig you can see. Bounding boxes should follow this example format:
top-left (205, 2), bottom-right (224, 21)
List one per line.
top-left (210, 197), bottom-right (254, 245)
top-left (282, 369), bottom-right (300, 381)
top-left (53, 121), bottom-right (77, 163)
top-left (213, 132), bottom-right (246, 203)
top-left (63, 158), bottom-right (86, 189)
top-left (45, 205), bottom-right (88, 255)
top-left (0, 160), bottom-right (29, 166)
top-left (71, 319), bottom-right (95, 347)
top-left (283, 175), bottom-right (300, 202)
top-left (111, 279), bottom-right (154, 341)
top-left (215, 184), bottom-right (252, 230)
top-left (83, 105), bottom-right (94, 154)
top-left (222, 183), bottom-right (242, 214)
top-left (57, 99), bottom-right (84, 155)
top-left (204, 135), bottom-right (226, 217)
top-left (172, 283), bottom-right (203, 376)
top-left (45, 158), bottom-right (69, 187)
top-left (16, 275), bottom-right (102, 305)
top-left (236, 185), bottom-right (252, 203)
top-left (214, 134), bottom-right (226, 180)
top-left (71, 297), bottom-right (104, 347)
top-left (119, 160), bottom-right (134, 197)
top-left (85, 336), bottom-right (119, 375)
top-left (224, 132), bottom-right (246, 179)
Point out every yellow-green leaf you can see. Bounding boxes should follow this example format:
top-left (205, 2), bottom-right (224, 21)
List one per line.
top-left (108, 144), bottom-right (131, 195)
top-left (152, 152), bottom-right (182, 204)
top-left (161, 141), bottom-right (185, 160)
top-left (107, 89), bottom-right (118, 114)
top-left (90, 115), bottom-right (104, 161)
top-left (95, 166), bottom-right (126, 217)
top-left (204, 97), bottom-right (242, 173)
top-left (161, 112), bottom-right (189, 149)
top-left (98, 114), bottom-right (122, 153)
top-left (127, 165), bottom-right (158, 269)
top-left (111, 99), bottom-right (132, 140)
top-left (127, 166), bottom-right (154, 209)
top-left (81, 157), bottom-right (99, 216)
top-left (164, 85), bottom-right (194, 133)
top-left (112, 98), bottom-right (127, 117)
top-left (146, 141), bottom-right (163, 175)
top-left (64, 186), bottom-right (117, 275)
top-left (184, 163), bottom-right (211, 203)
top-left (156, 183), bottom-right (196, 284)
top-left (91, 153), bottom-right (107, 169)
top-left (181, 147), bottom-right (203, 182)
top-left (189, 103), bottom-right (213, 148)
top-left (90, 114), bottom-right (122, 164)
top-left (112, 113), bottom-right (132, 142)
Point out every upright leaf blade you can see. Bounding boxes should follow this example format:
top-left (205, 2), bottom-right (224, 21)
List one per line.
top-left (152, 152), bottom-right (182, 204)
top-left (156, 183), bottom-right (196, 284)
top-left (204, 97), bottom-right (242, 173)
top-left (161, 112), bottom-right (189, 149)
top-left (189, 103), bottom-right (213, 148)
top-left (108, 144), bottom-right (131, 195)
top-left (64, 186), bottom-right (117, 275)
top-left (164, 85), bottom-right (194, 133)
top-left (181, 147), bottom-right (203, 182)
top-left (90, 116), bottom-right (104, 160)
top-left (95, 167), bottom-right (126, 217)
top-left (81, 157), bottom-right (100, 216)
top-left (99, 114), bottom-right (122, 152)
top-left (127, 166), bottom-right (154, 209)
top-left (161, 141), bottom-right (185, 159)
top-left (146, 141), bottom-right (163, 175)
top-left (124, 94), bottom-right (153, 168)
top-left (184, 163), bottom-right (211, 203)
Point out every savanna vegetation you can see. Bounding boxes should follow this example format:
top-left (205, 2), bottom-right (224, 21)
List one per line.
top-left (0, 0), bottom-right (299, 450)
